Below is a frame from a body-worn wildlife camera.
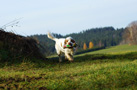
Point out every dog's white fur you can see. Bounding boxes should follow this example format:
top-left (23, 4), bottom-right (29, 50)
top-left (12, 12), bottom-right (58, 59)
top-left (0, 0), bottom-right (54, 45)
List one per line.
top-left (47, 32), bottom-right (76, 62)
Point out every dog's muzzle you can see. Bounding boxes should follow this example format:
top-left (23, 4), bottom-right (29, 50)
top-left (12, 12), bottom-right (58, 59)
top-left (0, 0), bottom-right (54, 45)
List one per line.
top-left (64, 43), bottom-right (78, 48)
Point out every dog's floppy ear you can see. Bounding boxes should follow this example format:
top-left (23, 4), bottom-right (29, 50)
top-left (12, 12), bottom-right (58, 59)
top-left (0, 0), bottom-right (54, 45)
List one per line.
top-left (64, 39), bottom-right (68, 44)
top-left (71, 39), bottom-right (75, 43)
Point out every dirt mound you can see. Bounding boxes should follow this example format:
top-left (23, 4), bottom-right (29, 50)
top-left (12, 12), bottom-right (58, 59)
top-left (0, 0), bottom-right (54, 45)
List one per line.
top-left (0, 29), bottom-right (45, 59)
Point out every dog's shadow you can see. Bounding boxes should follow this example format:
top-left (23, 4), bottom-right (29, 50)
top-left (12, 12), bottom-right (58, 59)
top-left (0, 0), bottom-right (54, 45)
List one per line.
top-left (47, 56), bottom-right (71, 63)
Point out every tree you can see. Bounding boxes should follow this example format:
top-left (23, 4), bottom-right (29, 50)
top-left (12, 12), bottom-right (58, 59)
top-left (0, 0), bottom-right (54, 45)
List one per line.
top-left (122, 20), bottom-right (137, 45)
top-left (98, 40), bottom-right (102, 47)
top-left (89, 41), bottom-right (94, 49)
top-left (83, 43), bottom-right (87, 50)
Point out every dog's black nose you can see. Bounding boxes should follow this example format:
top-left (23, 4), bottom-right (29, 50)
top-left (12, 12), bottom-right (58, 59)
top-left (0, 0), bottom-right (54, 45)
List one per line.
top-left (68, 42), bottom-right (72, 46)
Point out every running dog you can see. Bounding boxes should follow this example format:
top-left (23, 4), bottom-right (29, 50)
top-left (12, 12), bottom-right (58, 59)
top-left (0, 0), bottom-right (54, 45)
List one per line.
top-left (47, 32), bottom-right (77, 62)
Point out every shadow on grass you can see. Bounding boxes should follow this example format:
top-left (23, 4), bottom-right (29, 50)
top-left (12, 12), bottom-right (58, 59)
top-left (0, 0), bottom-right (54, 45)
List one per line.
top-left (1, 52), bottom-right (137, 68)
top-left (47, 52), bottom-right (137, 64)
top-left (74, 52), bottom-right (137, 62)
top-left (75, 46), bottom-right (106, 55)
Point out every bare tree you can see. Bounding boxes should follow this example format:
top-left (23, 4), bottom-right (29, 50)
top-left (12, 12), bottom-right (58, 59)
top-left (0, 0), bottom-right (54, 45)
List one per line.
top-left (122, 20), bottom-right (137, 45)
top-left (0, 18), bottom-right (22, 33)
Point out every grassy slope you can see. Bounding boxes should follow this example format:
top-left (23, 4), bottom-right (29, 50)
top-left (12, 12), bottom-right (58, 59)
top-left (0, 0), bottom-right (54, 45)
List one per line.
top-left (0, 45), bottom-right (137, 90)
top-left (77, 45), bottom-right (137, 56)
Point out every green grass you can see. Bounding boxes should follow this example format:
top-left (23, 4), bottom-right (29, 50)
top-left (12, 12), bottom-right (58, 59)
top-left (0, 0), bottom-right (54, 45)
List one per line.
top-left (77, 44), bottom-right (137, 56)
top-left (0, 45), bottom-right (137, 89)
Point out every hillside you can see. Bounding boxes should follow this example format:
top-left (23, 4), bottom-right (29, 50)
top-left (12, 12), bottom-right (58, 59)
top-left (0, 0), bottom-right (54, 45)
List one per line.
top-left (77, 44), bottom-right (137, 56)
top-left (31, 27), bottom-right (124, 54)
top-left (0, 45), bottom-right (137, 89)
top-left (0, 29), bottom-right (45, 63)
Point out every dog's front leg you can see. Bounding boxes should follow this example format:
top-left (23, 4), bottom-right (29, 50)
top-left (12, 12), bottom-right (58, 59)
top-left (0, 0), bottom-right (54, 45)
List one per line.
top-left (65, 53), bottom-right (73, 62)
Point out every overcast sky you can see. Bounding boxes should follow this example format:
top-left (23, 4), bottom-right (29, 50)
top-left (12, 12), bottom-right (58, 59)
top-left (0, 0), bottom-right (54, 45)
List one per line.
top-left (0, 0), bottom-right (137, 36)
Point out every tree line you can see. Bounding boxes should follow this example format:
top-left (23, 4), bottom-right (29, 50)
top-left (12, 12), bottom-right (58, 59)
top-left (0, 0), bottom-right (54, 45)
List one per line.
top-left (30, 26), bottom-right (124, 55)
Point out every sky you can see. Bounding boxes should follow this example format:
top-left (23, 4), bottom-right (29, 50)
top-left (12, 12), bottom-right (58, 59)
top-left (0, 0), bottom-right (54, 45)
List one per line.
top-left (0, 0), bottom-right (137, 36)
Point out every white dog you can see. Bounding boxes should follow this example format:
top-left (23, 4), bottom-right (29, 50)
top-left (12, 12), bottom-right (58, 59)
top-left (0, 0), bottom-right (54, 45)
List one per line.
top-left (47, 32), bottom-right (77, 62)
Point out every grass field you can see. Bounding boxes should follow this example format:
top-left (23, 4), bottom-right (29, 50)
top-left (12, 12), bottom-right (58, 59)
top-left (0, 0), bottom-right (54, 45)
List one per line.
top-left (0, 45), bottom-right (137, 90)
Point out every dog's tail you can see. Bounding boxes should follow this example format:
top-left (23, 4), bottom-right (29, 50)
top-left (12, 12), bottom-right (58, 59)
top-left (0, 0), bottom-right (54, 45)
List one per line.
top-left (47, 32), bottom-right (57, 41)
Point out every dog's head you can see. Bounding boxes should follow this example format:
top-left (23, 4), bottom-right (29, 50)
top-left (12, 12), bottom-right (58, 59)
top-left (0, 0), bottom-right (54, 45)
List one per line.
top-left (64, 37), bottom-right (77, 48)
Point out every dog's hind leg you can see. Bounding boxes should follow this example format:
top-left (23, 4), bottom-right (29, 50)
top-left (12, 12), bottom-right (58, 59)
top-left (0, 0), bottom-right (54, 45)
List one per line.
top-left (58, 54), bottom-right (62, 62)
top-left (65, 56), bottom-right (67, 60)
